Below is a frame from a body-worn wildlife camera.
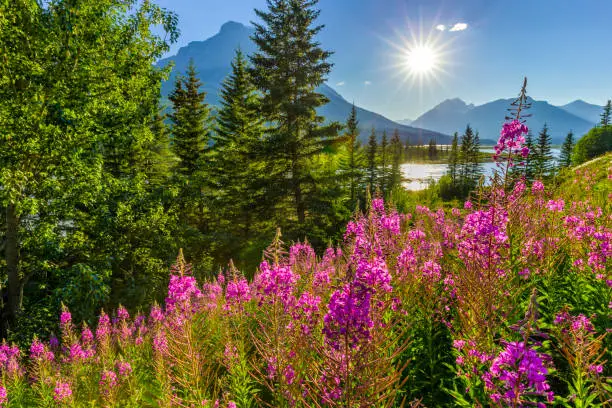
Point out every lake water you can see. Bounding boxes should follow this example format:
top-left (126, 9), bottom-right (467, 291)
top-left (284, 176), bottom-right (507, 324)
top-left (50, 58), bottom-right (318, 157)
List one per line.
top-left (401, 148), bottom-right (561, 190)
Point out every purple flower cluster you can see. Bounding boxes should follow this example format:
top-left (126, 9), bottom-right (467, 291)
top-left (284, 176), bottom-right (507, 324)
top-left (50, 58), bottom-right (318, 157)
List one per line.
top-left (165, 274), bottom-right (203, 315)
top-left (458, 208), bottom-right (509, 270)
top-left (54, 380), bottom-right (72, 403)
top-left (323, 283), bottom-right (373, 350)
top-left (483, 341), bottom-right (553, 406)
top-left (494, 119), bottom-right (529, 166)
top-left (253, 261), bottom-right (299, 308)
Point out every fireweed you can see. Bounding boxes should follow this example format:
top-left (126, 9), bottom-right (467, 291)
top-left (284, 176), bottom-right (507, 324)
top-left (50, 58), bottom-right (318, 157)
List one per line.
top-left (0, 127), bottom-right (608, 407)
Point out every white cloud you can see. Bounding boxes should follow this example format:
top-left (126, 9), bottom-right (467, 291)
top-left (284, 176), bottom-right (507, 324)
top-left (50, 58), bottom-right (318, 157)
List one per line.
top-left (449, 23), bottom-right (468, 32)
top-left (336, 81), bottom-right (345, 87)
top-left (435, 24), bottom-right (446, 31)
top-left (364, 80), bottom-right (372, 86)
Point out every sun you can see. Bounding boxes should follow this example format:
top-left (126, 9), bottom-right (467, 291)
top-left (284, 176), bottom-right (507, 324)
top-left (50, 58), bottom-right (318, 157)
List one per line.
top-left (405, 45), bottom-right (438, 75)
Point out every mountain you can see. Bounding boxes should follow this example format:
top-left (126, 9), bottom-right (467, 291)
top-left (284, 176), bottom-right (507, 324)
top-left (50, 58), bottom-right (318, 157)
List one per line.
top-left (412, 97), bottom-right (596, 144)
top-left (559, 100), bottom-right (603, 124)
top-left (157, 21), bottom-right (450, 144)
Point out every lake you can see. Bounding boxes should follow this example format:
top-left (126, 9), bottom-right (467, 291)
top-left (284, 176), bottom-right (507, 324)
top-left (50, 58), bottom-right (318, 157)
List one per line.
top-left (401, 148), bottom-right (561, 190)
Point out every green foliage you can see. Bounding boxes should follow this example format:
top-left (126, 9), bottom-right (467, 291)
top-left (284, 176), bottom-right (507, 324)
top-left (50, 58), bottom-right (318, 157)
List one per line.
top-left (533, 123), bottom-right (554, 178)
top-left (169, 60), bottom-right (212, 177)
top-left (209, 49), bottom-right (270, 266)
top-left (367, 127), bottom-right (378, 193)
top-left (457, 125), bottom-right (482, 196)
top-left (389, 130), bottom-right (403, 192)
top-left (250, 0), bottom-right (342, 226)
top-left (0, 0), bottom-right (179, 337)
top-left (338, 104), bottom-right (366, 209)
top-left (572, 126), bottom-right (612, 164)
top-left (600, 99), bottom-right (611, 126)
top-left (559, 131), bottom-right (574, 168)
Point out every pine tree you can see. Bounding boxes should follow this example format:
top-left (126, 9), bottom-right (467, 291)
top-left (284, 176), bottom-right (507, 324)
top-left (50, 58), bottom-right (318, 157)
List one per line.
top-left (601, 99), bottom-right (611, 126)
top-left (389, 129), bottom-right (403, 190)
top-left (366, 127), bottom-right (378, 193)
top-left (470, 132), bottom-right (482, 182)
top-left (447, 132), bottom-right (459, 187)
top-left (533, 123), bottom-right (553, 178)
top-left (458, 125), bottom-right (480, 195)
top-left (250, 0), bottom-right (341, 225)
top-left (169, 60), bottom-right (211, 177)
top-left (212, 49), bottom-right (266, 244)
top-left (380, 130), bottom-right (389, 194)
top-left (523, 131), bottom-right (536, 182)
top-left (558, 131), bottom-right (574, 168)
top-left (138, 105), bottom-right (175, 186)
top-left (339, 104), bottom-right (365, 206)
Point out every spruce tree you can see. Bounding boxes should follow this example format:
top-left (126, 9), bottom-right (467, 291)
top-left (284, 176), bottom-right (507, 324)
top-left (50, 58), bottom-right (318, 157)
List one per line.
top-left (534, 123), bottom-right (553, 178)
top-left (366, 127), bottom-right (378, 194)
top-left (447, 132), bottom-right (459, 188)
top-left (250, 0), bottom-right (341, 225)
top-left (559, 131), bottom-right (574, 168)
top-left (470, 132), bottom-right (482, 182)
top-left (169, 60), bottom-right (211, 177)
top-left (456, 126), bottom-right (482, 195)
top-left (380, 130), bottom-right (389, 194)
top-left (390, 129), bottom-right (403, 190)
top-left (601, 99), bottom-right (611, 126)
top-left (212, 49), bottom-right (266, 246)
top-left (523, 131), bottom-right (536, 182)
top-left (339, 104), bottom-right (365, 206)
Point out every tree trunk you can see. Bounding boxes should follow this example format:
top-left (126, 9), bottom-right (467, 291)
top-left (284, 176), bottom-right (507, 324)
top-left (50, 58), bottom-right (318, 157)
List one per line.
top-left (5, 203), bottom-right (21, 329)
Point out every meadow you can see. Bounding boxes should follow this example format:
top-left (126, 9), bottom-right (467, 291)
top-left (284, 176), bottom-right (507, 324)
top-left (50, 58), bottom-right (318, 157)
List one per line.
top-left (0, 124), bottom-right (609, 407)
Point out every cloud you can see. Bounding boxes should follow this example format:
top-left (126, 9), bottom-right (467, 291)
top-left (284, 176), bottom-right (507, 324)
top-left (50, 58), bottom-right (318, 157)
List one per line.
top-left (449, 23), bottom-right (468, 32)
top-left (364, 80), bottom-right (372, 86)
top-left (336, 81), bottom-right (345, 87)
top-left (435, 24), bottom-right (446, 31)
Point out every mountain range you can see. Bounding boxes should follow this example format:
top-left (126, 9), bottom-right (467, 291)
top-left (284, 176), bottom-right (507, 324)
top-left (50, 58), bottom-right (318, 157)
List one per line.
top-left (157, 21), bottom-right (449, 144)
top-left (157, 21), bottom-right (602, 146)
top-left (411, 98), bottom-right (602, 144)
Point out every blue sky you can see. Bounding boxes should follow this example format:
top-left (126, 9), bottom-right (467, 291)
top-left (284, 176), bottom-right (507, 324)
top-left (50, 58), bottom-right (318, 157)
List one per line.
top-left (154, 0), bottom-right (612, 120)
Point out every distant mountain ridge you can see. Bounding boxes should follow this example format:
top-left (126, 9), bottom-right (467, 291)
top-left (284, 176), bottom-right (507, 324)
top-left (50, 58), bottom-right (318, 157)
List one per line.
top-left (157, 21), bottom-right (450, 144)
top-left (411, 97), bottom-right (598, 144)
top-left (558, 100), bottom-right (603, 124)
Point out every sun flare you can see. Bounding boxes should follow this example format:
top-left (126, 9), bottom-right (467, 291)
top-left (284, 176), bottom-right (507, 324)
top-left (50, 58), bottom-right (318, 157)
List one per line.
top-left (405, 45), bottom-right (438, 74)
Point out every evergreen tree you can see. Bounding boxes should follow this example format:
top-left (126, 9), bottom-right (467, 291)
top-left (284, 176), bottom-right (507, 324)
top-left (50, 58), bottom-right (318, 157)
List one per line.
top-left (458, 125), bottom-right (480, 195)
top-left (470, 132), bottom-right (482, 181)
top-left (389, 129), bottom-right (403, 190)
top-left (447, 132), bottom-right (460, 187)
top-left (250, 0), bottom-right (341, 225)
top-left (138, 105), bottom-right (175, 186)
top-left (211, 49), bottom-right (266, 255)
top-left (380, 130), bottom-right (389, 194)
top-left (533, 123), bottom-right (553, 178)
top-left (339, 104), bottom-right (365, 206)
top-left (558, 131), bottom-right (574, 168)
top-left (523, 131), bottom-right (536, 182)
top-left (366, 127), bottom-right (378, 193)
top-left (600, 99), bottom-right (611, 126)
top-left (169, 60), bottom-right (211, 177)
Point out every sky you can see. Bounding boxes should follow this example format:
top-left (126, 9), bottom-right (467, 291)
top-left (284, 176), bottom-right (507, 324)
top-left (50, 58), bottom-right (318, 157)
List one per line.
top-left (153, 0), bottom-right (612, 120)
